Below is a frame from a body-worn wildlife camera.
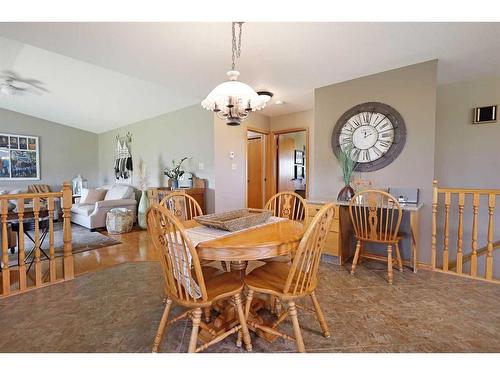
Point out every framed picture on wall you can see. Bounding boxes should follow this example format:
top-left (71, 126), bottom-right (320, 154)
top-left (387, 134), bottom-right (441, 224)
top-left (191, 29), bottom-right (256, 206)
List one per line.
top-left (0, 132), bottom-right (40, 180)
top-left (294, 150), bottom-right (304, 165)
top-left (294, 165), bottom-right (305, 180)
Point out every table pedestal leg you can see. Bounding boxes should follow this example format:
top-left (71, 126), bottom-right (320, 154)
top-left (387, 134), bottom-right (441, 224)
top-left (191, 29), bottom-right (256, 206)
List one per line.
top-left (197, 259), bottom-right (283, 344)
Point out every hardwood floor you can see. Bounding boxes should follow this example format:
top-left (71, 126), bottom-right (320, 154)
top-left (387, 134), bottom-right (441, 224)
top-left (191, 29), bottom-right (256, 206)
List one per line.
top-left (0, 226), bottom-right (499, 352)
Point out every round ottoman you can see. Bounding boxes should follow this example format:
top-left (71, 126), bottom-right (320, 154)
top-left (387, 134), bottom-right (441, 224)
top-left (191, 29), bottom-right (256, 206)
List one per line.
top-left (106, 208), bottom-right (134, 234)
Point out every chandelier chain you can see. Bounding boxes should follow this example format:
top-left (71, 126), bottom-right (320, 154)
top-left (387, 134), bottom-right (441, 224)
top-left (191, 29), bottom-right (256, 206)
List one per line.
top-left (231, 22), bottom-right (244, 71)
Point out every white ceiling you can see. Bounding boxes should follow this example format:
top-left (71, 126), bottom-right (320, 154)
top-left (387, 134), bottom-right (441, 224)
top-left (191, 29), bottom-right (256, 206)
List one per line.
top-left (0, 22), bottom-right (499, 134)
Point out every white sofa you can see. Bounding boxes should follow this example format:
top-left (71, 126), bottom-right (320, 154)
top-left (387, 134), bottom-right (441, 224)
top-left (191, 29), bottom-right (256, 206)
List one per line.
top-left (71, 185), bottom-right (137, 230)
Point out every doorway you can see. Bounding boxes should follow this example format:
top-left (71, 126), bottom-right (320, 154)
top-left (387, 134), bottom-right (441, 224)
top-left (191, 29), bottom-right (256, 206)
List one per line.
top-left (246, 129), bottom-right (268, 209)
top-left (274, 129), bottom-right (308, 198)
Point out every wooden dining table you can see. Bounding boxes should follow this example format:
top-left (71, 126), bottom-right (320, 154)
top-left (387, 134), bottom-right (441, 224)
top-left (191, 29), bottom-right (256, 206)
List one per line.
top-left (183, 218), bottom-right (305, 343)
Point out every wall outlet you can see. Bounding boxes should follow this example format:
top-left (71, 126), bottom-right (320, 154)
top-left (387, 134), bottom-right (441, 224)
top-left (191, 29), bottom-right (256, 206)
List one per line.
top-left (229, 151), bottom-right (235, 160)
top-left (231, 163), bottom-right (237, 170)
top-left (198, 162), bottom-right (204, 170)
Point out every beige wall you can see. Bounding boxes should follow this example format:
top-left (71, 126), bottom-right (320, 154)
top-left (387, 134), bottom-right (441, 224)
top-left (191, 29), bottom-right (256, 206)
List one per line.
top-left (435, 75), bottom-right (500, 277)
top-left (214, 112), bottom-right (270, 211)
top-left (0, 108), bottom-right (99, 191)
top-left (313, 60), bottom-right (438, 263)
top-left (98, 104), bottom-right (216, 212)
top-left (435, 76), bottom-right (500, 188)
top-left (270, 110), bottom-right (313, 131)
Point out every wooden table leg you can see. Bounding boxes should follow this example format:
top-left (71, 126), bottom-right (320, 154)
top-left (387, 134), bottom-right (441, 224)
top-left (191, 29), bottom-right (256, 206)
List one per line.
top-left (410, 210), bottom-right (419, 273)
top-left (198, 259), bottom-right (282, 344)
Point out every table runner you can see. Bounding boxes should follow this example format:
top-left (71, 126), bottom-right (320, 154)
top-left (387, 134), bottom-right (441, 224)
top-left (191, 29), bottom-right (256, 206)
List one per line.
top-left (185, 216), bottom-right (285, 247)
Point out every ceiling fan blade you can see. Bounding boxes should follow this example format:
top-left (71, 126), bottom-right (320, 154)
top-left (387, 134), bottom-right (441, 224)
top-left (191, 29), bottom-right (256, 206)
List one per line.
top-left (0, 70), bottom-right (48, 95)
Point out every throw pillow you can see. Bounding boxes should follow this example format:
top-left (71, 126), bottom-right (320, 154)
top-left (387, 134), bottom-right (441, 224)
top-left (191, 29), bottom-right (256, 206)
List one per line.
top-left (80, 188), bottom-right (107, 205)
top-left (104, 185), bottom-right (133, 201)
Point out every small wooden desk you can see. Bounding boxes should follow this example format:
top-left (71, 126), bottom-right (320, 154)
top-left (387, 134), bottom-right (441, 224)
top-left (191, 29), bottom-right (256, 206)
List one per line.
top-left (306, 198), bottom-right (423, 272)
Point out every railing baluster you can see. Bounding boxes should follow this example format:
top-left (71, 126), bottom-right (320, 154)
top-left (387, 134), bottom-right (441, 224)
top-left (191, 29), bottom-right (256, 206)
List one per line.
top-left (62, 182), bottom-right (74, 280)
top-left (470, 193), bottom-right (479, 277)
top-left (431, 180), bottom-right (438, 270)
top-left (17, 198), bottom-right (27, 290)
top-left (456, 193), bottom-right (465, 274)
top-left (33, 197), bottom-right (42, 287)
top-left (1, 200), bottom-right (10, 296)
top-left (48, 196), bottom-right (56, 283)
top-left (486, 194), bottom-right (495, 280)
top-left (443, 192), bottom-right (451, 271)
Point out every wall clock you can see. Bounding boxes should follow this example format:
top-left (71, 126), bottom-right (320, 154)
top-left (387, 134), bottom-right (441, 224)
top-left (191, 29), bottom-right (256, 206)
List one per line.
top-left (332, 102), bottom-right (406, 172)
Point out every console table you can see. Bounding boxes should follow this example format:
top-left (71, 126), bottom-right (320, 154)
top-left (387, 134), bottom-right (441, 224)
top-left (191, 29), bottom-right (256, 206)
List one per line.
top-left (147, 187), bottom-right (207, 213)
top-left (306, 197), bottom-right (422, 271)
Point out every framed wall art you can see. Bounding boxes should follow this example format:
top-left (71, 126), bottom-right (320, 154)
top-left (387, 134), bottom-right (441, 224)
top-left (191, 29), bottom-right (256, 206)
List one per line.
top-left (0, 132), bottom-right (40, 180)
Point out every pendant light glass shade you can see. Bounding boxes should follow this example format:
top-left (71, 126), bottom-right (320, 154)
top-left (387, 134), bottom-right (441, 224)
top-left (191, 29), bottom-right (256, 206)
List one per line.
top-left (202, 70), bottom-right (266, 126)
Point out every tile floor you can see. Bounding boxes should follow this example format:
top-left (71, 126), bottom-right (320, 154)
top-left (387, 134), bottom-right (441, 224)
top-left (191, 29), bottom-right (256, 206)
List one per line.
top-left (1, 258), bottom-right (499, 353)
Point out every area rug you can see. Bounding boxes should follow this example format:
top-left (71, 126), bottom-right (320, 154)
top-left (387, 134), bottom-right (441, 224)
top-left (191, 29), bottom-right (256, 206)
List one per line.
top-left (7, 222), bottom-right (121, 266)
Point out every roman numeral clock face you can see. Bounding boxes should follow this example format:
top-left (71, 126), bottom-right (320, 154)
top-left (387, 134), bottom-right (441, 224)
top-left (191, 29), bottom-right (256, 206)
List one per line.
top-left (332, 103), bottom-right (406, 172)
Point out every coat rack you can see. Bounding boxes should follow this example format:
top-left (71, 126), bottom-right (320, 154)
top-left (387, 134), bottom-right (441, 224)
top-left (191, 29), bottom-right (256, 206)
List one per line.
top-left (114, 132), bottom-right (133, 183)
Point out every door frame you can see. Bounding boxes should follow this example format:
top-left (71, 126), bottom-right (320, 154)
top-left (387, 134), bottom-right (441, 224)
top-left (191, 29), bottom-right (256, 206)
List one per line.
top-left (270, 127), bottom-right (309, 199)
top-left (245, 127), bottom-right (271, 209)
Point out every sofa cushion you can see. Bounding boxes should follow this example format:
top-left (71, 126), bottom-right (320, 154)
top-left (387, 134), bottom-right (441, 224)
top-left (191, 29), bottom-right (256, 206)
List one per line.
top-left (80, 188), bottom-right (107, 205)
top-left (104, 185), bottom-right (133, 201)
top-left (71, 204), bottom-right (95, 216)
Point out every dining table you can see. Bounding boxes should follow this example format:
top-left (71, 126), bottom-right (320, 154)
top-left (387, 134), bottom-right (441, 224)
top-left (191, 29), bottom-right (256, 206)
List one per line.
top-left (182, 218), bottom-right (305, 343)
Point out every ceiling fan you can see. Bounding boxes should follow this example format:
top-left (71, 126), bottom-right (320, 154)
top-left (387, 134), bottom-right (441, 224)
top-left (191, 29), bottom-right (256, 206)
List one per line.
top-left (0, 70), bottom-right (49, 96)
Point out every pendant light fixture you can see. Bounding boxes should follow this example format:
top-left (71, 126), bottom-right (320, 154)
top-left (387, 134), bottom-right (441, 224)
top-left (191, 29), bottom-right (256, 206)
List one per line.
top-left (201, 22), bottom-right (267, 126)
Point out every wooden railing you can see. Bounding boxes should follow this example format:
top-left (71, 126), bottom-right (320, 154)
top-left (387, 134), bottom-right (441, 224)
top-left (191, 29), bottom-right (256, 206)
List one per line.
top-left (1, 182), bottom-right (73, 297)
top-left (432, 180), bottom-right (500, 282)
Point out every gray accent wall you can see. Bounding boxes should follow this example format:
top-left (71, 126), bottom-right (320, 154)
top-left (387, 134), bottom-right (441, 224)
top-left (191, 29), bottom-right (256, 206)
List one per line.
top-left (435, 76), bottom-right (500, 188)
top-left (97, 104), bottom-right (216, 213)
top-left (313, 61), bottom-right (438, 263)
top-left (0, 107), bottom-right (98, 191)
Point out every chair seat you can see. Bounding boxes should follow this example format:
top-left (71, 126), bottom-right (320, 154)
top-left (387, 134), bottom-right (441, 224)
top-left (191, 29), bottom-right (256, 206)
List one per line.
top-left (201, 265), bottom-right (223, 281)
top-left (244, 262), bottom-right (312, 298)
top-left (205, 271), bottom-right (244, 302)
top-left (354, 234), bottom-right (404, 244)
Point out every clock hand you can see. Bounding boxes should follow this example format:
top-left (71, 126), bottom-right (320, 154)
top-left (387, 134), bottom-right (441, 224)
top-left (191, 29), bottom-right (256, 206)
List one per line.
top-left (363, 131), bottom-right (374, 139)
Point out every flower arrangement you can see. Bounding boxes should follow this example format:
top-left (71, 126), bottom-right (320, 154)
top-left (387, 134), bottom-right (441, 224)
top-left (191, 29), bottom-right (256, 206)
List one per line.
top-left (164, 157), bottom-right (188, 186)
top-left (137, 159), bottom-right (149, 191)
top-left (339, 146), bottom-right (357, 186)
top-left (337, 146), bottom-right (358, 201)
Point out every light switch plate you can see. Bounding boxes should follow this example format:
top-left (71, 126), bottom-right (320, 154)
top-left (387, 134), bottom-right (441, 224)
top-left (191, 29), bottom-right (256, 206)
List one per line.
top-left (198, 162), bottom-right (204, 170)
top-left (231, 163), bottom-right (237, 170)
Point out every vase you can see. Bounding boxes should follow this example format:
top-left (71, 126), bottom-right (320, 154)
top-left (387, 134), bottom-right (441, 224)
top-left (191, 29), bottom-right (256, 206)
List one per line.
top-left (138, 190), bottom-right (149, 230)
top-left (171, 179), bottom-right (179, 189)
top-left (337, 184), bottom-right (355, 202)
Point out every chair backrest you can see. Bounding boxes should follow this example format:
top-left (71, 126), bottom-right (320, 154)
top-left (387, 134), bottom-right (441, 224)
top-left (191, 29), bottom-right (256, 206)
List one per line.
top-left (283, 203), bottom-right (335, 296)
top-left (159, 192), bottom-right (203, 222)
top-left (265, 191), bottom-right (307, 222)
top-left (348, 189), bottom-right (403, 242)
top-left (28, 184), bottom-right (51, 194)
top-left (147, 204), bottom-right (208, 304)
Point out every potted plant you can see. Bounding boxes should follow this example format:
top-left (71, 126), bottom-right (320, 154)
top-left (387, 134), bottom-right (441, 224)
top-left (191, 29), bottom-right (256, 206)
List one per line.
top-left (337, 146), bottom-right (358, 201)
top-left (164, 157), bottom-right (187, 189)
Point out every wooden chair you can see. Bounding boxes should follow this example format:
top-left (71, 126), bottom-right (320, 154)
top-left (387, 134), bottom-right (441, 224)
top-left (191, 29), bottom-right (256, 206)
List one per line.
top-left (160, 191), bottom-right (229, 273)
top-left (349, 190), bottom-right (404, 284)
top-left (146, 204), bottom-right (252, 353)
top-left (263, 191), bottom-right (307, 263)
top-left (242, 203), bottom-right (335, 353)
top-left (159, 191), bottom-right (203, 222)
top-left (265, 191), bottom-right (307, 222)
